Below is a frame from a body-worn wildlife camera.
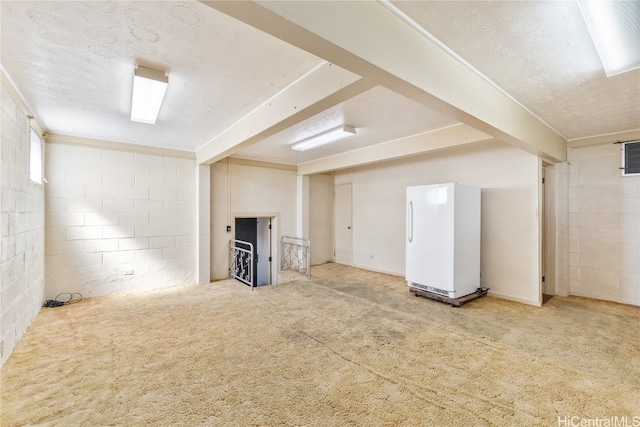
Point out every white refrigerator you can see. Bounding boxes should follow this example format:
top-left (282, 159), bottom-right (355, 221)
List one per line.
top-left (406, 183), bottom-right (481, 299)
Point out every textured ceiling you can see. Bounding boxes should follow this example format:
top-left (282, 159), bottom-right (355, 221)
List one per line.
top-left (2, 1), bottom-right (639, 165)
top-left (233, 86), bottom-right (458, 164)
top-left (392, 0), bottom-right (640, 140)
top-left (0, 1), bottom-right (322, 150)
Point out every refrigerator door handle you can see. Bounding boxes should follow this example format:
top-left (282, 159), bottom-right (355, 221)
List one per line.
top-left (408, 201), bottom-right (413, 243)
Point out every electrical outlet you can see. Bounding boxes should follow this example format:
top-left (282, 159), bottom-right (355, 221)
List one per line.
top-left (124, 270), bottom-right (134, 275)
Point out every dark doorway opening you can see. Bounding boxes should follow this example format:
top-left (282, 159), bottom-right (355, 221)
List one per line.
top-left (234, 217), bottom-right (272, 287)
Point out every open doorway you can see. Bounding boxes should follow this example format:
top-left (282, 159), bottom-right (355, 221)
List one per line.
top-left (234, 217), bottom-right (272, 287)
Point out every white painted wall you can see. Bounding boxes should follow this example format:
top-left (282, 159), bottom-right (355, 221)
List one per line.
top-left (44, 143), bottom-right (196, 298)
top-left (210, 160), bottom-right (297, 281)
top-left (1, 80), bottom-right (46, 366)
top-left (309, 173), bottom-right (332, 265)
top-left (555, 143), bottom-right (639, 306)
top-left (333, 141), bottom-right (541, 305)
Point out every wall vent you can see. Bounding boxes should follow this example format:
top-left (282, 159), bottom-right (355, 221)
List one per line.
top-left (622, 140), bottom-right (640, 176)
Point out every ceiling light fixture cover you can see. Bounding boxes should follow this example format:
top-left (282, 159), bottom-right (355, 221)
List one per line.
top-left (131, 66), bottom-right (168, 124)
top-left (578, 0), bottom-right (640, 76)
top-left (292, 125), bottom-right (356, 151)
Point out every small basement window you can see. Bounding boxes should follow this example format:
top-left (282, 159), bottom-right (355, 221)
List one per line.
top-left (621, 140), bottom-right (640, 176)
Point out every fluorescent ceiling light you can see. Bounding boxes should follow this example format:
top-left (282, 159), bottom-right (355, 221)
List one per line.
top-left (292, 125), bottom-right (356, 151)
top-left (578, 0), bottom-right (640, 76)
top-left (131, 66), bottom-right (168, 124)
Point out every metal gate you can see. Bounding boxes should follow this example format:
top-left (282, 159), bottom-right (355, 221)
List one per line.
top-left (280, 235), bottom-right (311, 280)
top-left (229, 239), bottom-right (254, 289)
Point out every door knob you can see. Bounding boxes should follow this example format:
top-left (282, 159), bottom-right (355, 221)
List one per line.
top-left (347, 226), bottom-right (351, 229)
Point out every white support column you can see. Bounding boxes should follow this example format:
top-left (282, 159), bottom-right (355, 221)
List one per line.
top-left (196, 164), bottom-right (211, 284)
top-left (296, 174), bottom-right (310, 239)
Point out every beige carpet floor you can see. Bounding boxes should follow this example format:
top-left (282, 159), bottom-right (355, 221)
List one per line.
top-left (1, 263), bottom-right (639, 426)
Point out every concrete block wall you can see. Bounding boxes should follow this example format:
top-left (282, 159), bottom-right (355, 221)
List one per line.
top-left (1, 81), bottom-right (45, 366)
top-left (557, 143), bottom-right (640, 305)
top-left (210, 160), bottom-right (297, 281)
top-left (45, 143), bottom-right (196, 298)
top-left (195, 164), bottom-right (211, 284)
top-left (210, 160), bottom-right (231, 281)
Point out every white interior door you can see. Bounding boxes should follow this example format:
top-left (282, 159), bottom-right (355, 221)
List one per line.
top-left (334, 183), bottom-right (353, 265)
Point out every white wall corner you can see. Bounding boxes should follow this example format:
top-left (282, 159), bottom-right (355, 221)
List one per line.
top-left (296, 175), bottom-right (310, 238)
top-left (196, 164), bottom-right (211, 284)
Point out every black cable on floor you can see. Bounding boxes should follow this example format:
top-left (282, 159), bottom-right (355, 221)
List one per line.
top-left (43, 293), bottom-right (82, 308)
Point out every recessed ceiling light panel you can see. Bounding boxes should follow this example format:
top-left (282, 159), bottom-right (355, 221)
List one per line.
top-left (578, 0), bottom-right (640, 76)
top-left (131, 66), bottom-right (168, 124)
top-left (292, 125), bottom-right (356, 151)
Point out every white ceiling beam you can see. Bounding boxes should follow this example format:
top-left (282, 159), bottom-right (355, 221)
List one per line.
top-left (297, 124), bottom-right (494, 176)
top-left (196, 61), bottom-right (373, 165)
top-left (202, 0), bottom-right (566, 162)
